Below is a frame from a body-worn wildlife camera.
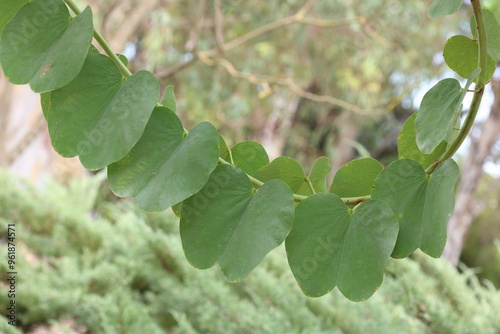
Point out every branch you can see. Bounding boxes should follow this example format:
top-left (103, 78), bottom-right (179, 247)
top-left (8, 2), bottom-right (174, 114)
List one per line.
top-left (107, 0), bottom-right (158, 52)
top-left (202, 56), bottom-right (374, 115)
top-left (218, 157), bottom-right (370, 204)
top-left (214, 0), bottom-right (225, 53)
top-left (184, 0), bottom-right (208, 52)
top-left (157, 4), bottom-right (358, 79)
top-left (206, 1), bottom-right (355, 57)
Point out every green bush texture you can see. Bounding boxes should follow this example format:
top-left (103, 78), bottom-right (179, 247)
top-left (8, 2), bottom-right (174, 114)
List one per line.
top-left (0, 171), bottom-right (499, 334)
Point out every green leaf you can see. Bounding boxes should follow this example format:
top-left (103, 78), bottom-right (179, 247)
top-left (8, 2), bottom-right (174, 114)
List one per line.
top-left (108, 107), bottom-right (219, 213)
top-left (230, 141), bottom-right (269, 176)
top-left (0, 0), bottom-right (29, 36)
top-left (172, 202), bottom-right (183, 218)
top-left (286, 194), bottom-right (399, 301)
top-left (180, 165), bottom-right (294, 282)
top-left (415, 78), bottom-right (463, 153)
top-left (161, 85), bottom-right (176, 112)
top-left (218, 135), bottom-right (230, 160)
top-left (443, 35), bottom-right (496, 80)
top-left (117, 54), bottom-right (128, 67)
top-left (308, 157), bottom-right (331, 193)
top-left (88, 44), bottom-right (100, 54)
top-left (329, 158), bottom-right (383, 198)
top-left (398, 113), bottom-right (446, 168)
top-left (48, 53), bottom-right (159, 170)
top-left (471, 9), bottom-right (500, 61)
top-left (372, 159), bottom-right (459, 258)
top-left (0, 0), bottom-right (94, 92)
top-left (254, 157), bottom-right (314, 195)
top-left (414, 68), bottom-right (479, 153)
top-left (41, 92), bottom-right (51, 121)
top-left (428, 0), bottom-right (462, 18)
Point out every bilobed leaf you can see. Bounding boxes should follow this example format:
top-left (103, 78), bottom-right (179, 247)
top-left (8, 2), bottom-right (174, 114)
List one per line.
top-left (48, 53), bottom-right (159, 170)
top-left (428, 0), bottom-right (462, 18)
top-left (398, 113), bottom-right (446, 168)
top-left (308, 157), bottom-right (331, 193)
top-left (329, 158), bottom-right (383, 198)
top-left (108, 107), bottom-right (219, 213)
top-left (372, 159), bottom-right (459, 258)
top-left (286, 194), bottom-right (398, 301)
top-left (230, 141), bottom-right (269, 176)
top-left (471, 9), bottom-right (500, 61)
top-left (180, 165), bottom-right (294, 282)
top-left (415, 78), bottom-right (463, 153)
top-left (0, 0), bottom-right (29, 36)
top-left (161, 85), bottom-right (176, 112)
top-left (0, 0), bottom-right (94, 92)
top-left (443, 35), bottom-right (495, 81)
top-left (254, 157), bottom-right (314, 195)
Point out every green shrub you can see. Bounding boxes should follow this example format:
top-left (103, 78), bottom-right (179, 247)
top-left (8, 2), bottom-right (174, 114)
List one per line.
top-left (0, 171), bottom-right (499, 333)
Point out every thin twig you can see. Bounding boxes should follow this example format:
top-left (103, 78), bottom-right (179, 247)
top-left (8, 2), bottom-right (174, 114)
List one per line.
top-left (158, 4), bottom-right (358, 78)
top-left (185, 0), bottom-right (208, 52)
top-left (205, 57), bottom-right (374, 115)
top-left (214, 0), bottom-right (225, 53)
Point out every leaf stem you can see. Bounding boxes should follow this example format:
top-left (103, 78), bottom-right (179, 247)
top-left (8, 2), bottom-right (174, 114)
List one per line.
top-left (63, 0), bottom-right (133, 78)
top-left (426, 0), bottom-right (487, 174)
top-left (218, 157), bottom-right (370, 204)
top-left (306, 177), bottom-right (317, 194)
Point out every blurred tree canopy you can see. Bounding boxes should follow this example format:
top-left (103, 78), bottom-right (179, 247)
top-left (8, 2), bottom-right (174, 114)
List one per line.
top-left (88, 0), bottom-right (463, 171)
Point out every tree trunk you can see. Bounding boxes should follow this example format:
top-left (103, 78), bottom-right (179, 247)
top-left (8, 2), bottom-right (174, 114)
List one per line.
top-left (442, 78), bottom-right (500, 266)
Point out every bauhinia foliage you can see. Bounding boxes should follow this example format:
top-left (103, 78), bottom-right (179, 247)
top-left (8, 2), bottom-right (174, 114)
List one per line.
top-left (0, 0), bottom-right (496, 301)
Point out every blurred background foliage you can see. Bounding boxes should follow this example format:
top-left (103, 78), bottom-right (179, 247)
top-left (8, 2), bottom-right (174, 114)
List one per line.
top-left (88, 0), bottom-right (466, 169)
top-left (0, 172), bottom-right (499, 333)
top-left (1, 0), bottom-right (500, 331)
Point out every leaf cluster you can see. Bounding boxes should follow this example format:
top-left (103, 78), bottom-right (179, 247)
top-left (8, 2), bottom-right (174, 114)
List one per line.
top-left (0, 0), bottom-right (496, 300)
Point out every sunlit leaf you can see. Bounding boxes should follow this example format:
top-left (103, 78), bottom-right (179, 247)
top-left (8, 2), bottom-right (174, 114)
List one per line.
top-left (443, 35), bottom-right (495, 80)
top-left (180, 165), bottom-right (294, 282)
top-left (286, 194), bottom-right (398, 301)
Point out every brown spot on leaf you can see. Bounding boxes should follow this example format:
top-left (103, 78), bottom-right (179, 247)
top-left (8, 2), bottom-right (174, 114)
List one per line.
top-left (41, 64), bottom-right (51, 76)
